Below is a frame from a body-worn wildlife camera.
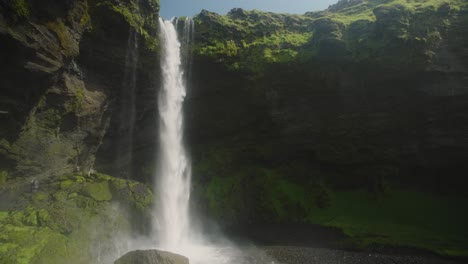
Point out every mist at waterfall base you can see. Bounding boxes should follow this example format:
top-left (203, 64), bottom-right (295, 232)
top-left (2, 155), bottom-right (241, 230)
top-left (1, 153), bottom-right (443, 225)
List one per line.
top-left (103, 18), bottom-right (277, 264)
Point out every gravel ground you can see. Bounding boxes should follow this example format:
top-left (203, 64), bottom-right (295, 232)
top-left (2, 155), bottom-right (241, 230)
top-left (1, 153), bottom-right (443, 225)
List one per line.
top-left (260, 246), bottom-right (467, 264)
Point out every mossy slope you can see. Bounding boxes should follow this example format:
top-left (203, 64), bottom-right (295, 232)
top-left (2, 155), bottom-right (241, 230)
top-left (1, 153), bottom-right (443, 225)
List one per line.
top-left (0, 173), bottom-right (152, 264)
top-left (196, 163), bottom-right (468, 258)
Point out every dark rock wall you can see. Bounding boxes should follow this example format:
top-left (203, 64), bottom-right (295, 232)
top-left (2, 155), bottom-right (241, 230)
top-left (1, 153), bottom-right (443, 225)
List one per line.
top-left (80, 0), bottom-right (161, 181)
top-left (1, 0), bottom-right (467, 225)
top-left (186, 2), bottom-right (468, 224)
top-left (0, 0), bottom-right (160, 181)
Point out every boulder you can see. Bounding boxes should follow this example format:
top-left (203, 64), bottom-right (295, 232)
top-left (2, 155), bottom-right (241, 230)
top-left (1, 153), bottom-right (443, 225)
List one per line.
top-left (114, 250), bottom-right (189, 264)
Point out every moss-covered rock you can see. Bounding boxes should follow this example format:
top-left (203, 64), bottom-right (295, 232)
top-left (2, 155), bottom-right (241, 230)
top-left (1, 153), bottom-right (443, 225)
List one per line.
top-left (6, 0), bottom-right (30, 20)
top-left (82, 181), bottom-right (112, 201)
top-left (0, 224), bottom-right (68, 264)
top-left (199, 167), bottom-right (320, 224)
top-left (0, 173), bottom-right (153, 263)
top-left (194, 0), bottom-right (467, 71)
top-left (31, 192), bottom-right (49, 204)
top-left (187, 0), bottom-right (468, 258)
top-left (0, 170), bottom-right (8, 185)
top-left (0, 0), bottom-right (161, 182)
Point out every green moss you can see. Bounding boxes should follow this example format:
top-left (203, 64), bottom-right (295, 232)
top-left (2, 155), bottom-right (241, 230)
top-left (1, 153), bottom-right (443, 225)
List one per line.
top-left (257, 169), bottom-right (313, 221)
top-left (197, 142), bottom-right (468, 257)
top-left (10, 211), bottom-right (24, 226)
top-left (195, 0), bottom-right (466, 71)
top-left (195, 9), bottom-right (315, 71)
top-left (37, 96), bottom-right (46, 109)
top-left (74, 175), bottom-right (86, 183)
top-left (74, 87), bottom-right (85, 110)
top-left (37, 209), bottom-right (50, 227)
top-left (0, 224), bottom-right (68, 264)
top-left (59, 180), bottom-right (74, 189)
top-left (0, 173), bottom-right (148, 262)
top-left (38, 109), bottom-right (62, 129)
top-left (74, 195), bottom-right (97, 210)
top-left (6, 107), bottom-right (83, 178)
top-left (96, 2), bottom-right (159, 52)
top-left (0, 170), bottom-right (8, 185)
top-left (46, 20), bottom-right (78, 57)
top-left (109, 4), bottom-right (144, 30)
top-left (0, 211), bottom-right (8, 221)
top-left (307, 190), bottom-right (468, 257)
top-left (199, 40), bottom-right (238, 57)
top-left (203, 168), bottom-right (315, 222)
top-left (204, 175), bottom-right (239, 218)
top-left (32, 192), bottom-right (49, 204)
top-left (22, 207), bottom-right (39, 226)
top-left (52, 191), bottom-right (68, 202)
top-left (80, 4), bottom-right (91, 28)
top-left (10, 0), bottom-right (30, 19)
top-left (82, 181), bottom-right (112, 201)
top-left (93, 173), bottom-right (112, 181)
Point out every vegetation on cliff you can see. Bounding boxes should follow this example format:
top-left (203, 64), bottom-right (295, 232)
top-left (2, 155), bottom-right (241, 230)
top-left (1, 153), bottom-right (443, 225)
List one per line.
top-left (0, 0), bottom-right (161, 181)
top-left (188, 0), bottom-right (468, 258)
top-left (91, 0), bottom-right (160, 51)
top-left (193, 148), bottom-right (468, 257)
top-left (0, 1), bottom-right (161, 261)
top-left (1, 0), bottom-right (468, 261)
top-left (193, 0), bottom-right (468, 72)
top-left (0, 173), bottom-right (152, 263)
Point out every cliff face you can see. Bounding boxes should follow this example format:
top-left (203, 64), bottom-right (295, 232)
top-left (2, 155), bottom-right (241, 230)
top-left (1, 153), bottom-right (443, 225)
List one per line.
top-left (1, 0), bottom-right (468, 258)
top-left (0, 1), bottom-right (158, 262)
top-left (0, 0), bottom-right (160, 181)
top-left (187, 0), bottom-right (468, 224)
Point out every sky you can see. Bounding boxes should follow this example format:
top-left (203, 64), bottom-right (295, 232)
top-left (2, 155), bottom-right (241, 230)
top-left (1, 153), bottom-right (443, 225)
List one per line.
top-left (160, 0), bottom-right (340, 19)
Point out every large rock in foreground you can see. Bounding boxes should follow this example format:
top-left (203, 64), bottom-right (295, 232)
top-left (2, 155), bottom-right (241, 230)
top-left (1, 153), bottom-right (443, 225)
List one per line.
top-left (115, 250), bottom-right (189, 264)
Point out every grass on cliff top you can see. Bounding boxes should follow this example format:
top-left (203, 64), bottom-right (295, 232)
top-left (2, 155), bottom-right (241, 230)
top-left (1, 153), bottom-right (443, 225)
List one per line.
top-left (311, 0), bottom-right (467, 25)
top-left (308, 190), bottom-right (468, 258)
top-left (195, 0), bottom-right (467, 72)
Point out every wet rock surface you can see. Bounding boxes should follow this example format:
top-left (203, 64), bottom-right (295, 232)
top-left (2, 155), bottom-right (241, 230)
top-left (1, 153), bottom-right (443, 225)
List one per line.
top-left (114, 250), bottom-right (189, 264)
top-left (0, 0), bottom-right (160, 181)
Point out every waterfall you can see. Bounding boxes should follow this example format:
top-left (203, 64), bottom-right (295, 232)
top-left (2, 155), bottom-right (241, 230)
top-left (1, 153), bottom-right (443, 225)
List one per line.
top-left (155, 17), bottom-right (193, 252)
top-left (153, 18), bottom-right (271, 264)
top-left (116, 27), bottom-right (138, 179)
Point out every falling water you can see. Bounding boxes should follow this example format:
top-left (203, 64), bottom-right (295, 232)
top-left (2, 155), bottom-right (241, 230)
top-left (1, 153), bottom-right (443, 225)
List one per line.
top-left (95, 26), bottom-right (140, 264)
top-left (153, 18), bottom-right (276, 264)
top-left (155, 17), bottom-right (192, 251)
top-left (116, 27), bottom-right (138, 178)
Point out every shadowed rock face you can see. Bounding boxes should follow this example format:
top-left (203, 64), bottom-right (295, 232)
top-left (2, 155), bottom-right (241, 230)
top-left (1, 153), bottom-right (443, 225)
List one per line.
top-left (187, 2), bottom-right (468, 204)
top-left (181, 4), bottom-right (468, 246)
top-left (0, 0), bottom-right (160, 181)
top-left (114, 250), bottom-right (189, 264)
top-left (0, 0), bottom-right (105, 179)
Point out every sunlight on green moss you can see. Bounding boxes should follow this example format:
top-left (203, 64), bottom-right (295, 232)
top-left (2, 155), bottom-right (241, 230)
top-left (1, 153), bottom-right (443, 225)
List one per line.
top-left (96, 2), bottom-right (159, 52)
top-left (0, 173), bottom-right (153, 262)
top-left (195, 0), bottom-right (467, 71)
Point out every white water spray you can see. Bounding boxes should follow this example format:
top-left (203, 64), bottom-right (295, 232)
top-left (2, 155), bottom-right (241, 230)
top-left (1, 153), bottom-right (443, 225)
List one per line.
top-left (152, 18), bottom-right (276, 264)
top-left (155, 18), bottom-right (192, 251)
